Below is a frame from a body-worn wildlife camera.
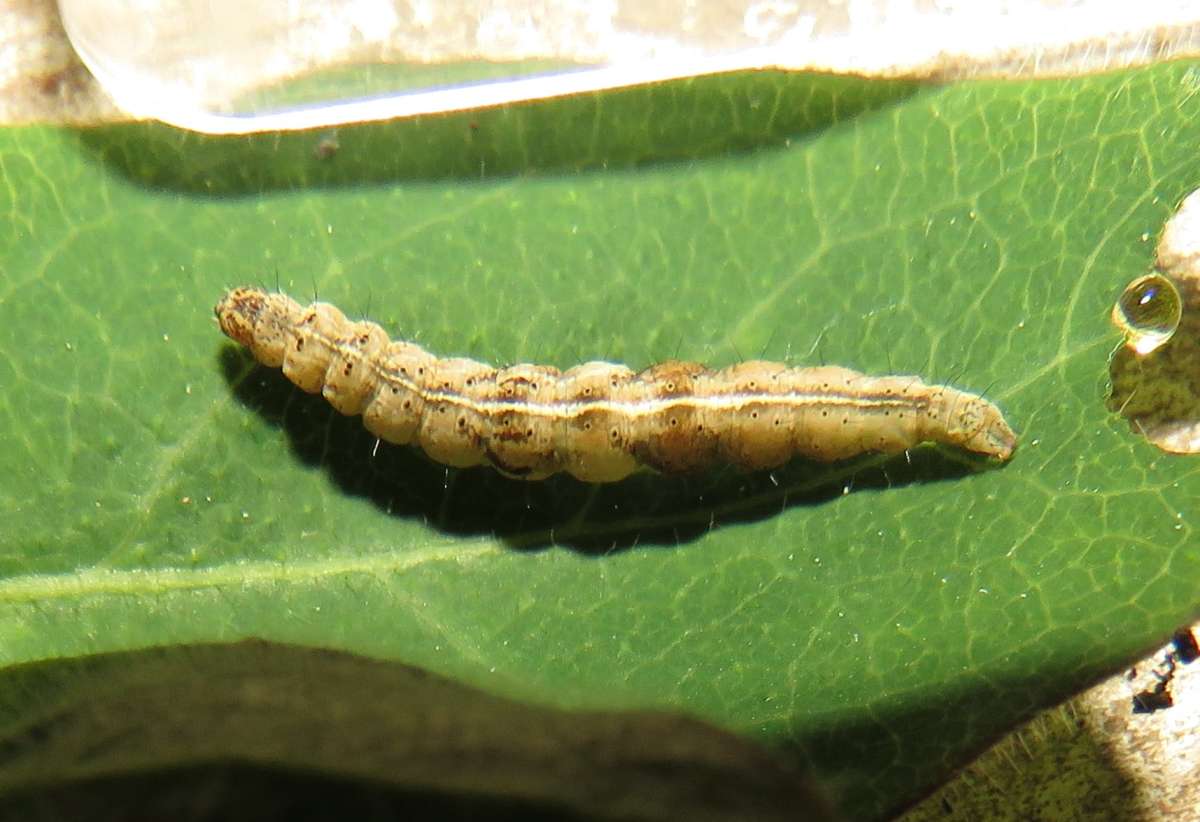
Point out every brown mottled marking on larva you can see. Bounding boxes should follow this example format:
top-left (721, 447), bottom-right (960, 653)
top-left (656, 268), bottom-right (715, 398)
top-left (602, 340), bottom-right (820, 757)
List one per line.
top-left (215, 287), bottom-right (1018, 482)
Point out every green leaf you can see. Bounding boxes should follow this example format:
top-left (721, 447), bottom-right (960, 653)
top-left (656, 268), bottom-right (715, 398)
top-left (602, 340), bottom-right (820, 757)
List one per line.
top-left (2, 65), bottom-right (1198, 819)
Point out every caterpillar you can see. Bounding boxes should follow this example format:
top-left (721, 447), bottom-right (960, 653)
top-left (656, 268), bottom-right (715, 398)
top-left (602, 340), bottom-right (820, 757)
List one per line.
top-left (216, 287), bottom-right (1017, 482)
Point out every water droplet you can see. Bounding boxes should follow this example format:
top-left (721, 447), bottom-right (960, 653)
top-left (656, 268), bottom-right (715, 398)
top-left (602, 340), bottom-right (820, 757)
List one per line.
top-left (1112, 273), bottom-right (1182, 355)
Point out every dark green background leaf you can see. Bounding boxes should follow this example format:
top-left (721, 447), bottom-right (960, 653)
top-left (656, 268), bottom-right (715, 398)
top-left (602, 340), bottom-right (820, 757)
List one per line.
top-left (1, 65), bottom-right (1198, 818)
top-left (0, 641), bottom-right (829, 821)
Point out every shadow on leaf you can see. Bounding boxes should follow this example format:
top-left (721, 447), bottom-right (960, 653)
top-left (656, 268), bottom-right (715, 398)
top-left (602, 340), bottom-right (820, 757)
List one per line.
top-left (219, 349), bottom-right (995, 553)
top-left (75, 72), bottom-right (917, 194)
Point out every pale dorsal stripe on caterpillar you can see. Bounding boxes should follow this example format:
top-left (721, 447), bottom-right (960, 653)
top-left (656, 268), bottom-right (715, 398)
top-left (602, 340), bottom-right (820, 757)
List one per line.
top-left (215, 287), bottom-right (1017, 482)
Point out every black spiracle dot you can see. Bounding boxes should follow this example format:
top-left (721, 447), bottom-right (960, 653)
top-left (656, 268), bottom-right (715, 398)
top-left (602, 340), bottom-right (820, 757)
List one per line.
top-left (665, 382), bottom-right (676, 392)
top-left (295, 338), bottom-right (305, 350)
top-left (465, 378), bottom-right (474, 387)
top-left (821, 410), bottom-right (828, 417)
top-left (773, 418), bottom-right (781, 427)
top-left (583, 421), bottom-right (592, 431)
top-left (750, 411), bottom-right (759, 420)
top-left (402, 399), bottom-right (412, 410)
top-left (583, 387), bottom-right (593, 396)
top-left (842, 417), bottom-right (849, 425)
top-left (417, 367), bottom-right (425, 376)
top-left (457, 416), bottom-right (467, 429)
top-left (526, 427), bottom-right (534, 437)
top-left (748, 380), bottom-right (757, 390)
top-left (343, 363), bottom-right (353, 377)
top-left (531, 382), bottom-right (539, 391)
top-left (610, 428), bottom-right (620, 441)
top-left (669, 417), bottom-right (679, 427)
top-left (391, 386), bottom-right (399, 395)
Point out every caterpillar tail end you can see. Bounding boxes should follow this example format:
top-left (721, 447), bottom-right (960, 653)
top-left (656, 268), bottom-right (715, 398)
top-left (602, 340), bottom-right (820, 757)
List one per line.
top-left (965, 401), bottom-right (1018, 462)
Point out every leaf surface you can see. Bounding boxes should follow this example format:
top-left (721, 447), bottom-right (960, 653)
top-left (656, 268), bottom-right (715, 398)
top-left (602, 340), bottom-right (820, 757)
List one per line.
top-left (1, 66), bottom-right (1198, 818)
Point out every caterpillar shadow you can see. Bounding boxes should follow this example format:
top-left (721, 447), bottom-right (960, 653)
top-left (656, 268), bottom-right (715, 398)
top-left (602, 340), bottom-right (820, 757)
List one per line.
top-left (221, 350), bottom-right (990, 554)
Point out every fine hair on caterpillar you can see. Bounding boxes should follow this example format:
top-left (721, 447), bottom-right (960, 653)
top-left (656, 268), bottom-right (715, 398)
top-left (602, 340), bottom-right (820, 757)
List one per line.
top-left (215, 287), bottom-right (1018, 482)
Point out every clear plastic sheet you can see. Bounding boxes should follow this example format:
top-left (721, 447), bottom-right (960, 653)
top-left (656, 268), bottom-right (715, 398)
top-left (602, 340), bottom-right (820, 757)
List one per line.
top-left (56, 1), bottom-right (1200, 133)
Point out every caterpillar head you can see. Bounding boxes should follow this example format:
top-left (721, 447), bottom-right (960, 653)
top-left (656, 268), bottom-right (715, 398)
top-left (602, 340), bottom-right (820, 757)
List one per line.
top-left (215, 287), bottom-right (302, 368)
